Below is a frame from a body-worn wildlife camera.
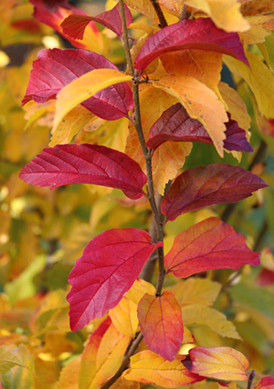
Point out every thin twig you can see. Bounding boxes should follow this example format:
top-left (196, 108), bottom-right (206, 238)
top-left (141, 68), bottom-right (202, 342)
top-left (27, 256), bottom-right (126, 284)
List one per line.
top-left (180, 4), bottom-right (191, 20)
top-left (150, 0), bottom-right (168, 28)
top-left (101, 4), bottom-right (167, 388)
top-left (247, 370), bottom-right (255, 389)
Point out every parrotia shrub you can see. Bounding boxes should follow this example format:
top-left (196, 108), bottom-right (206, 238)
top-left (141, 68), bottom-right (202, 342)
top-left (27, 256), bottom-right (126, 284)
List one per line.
top-left (1, 0), bottom-right (274, 388)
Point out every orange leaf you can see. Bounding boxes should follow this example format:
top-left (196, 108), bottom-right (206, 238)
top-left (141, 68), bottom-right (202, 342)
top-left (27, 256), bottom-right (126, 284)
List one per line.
top-left (123, 350), bottom-right (203, 387)
top-left (126, 86), bottom-right (191, 194)
top-left (189, 347), bottom-right (249, 381)
top-left (153, 75), bottom-right (228, 156)
top-left (109, 296), bottom-right (139, 338)
top-left (161, 49), bottom-right (223, 94)
top-left (137, 291), bottom-right (184, 361)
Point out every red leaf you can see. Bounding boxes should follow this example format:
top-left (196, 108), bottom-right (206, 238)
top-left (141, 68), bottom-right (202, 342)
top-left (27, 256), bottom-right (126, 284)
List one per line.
top-left (67, 229), bottom-right (162, 331)
top-left (30, 0), bottom-right (99, 49)
top-left (61, 3), bottom-right (132, 39)
top-left (165, 217), bottom-right (260, 278)
top-left (146, 103), bottom-right (253, 152)
top-left (254, 376), bottom-right (274, 389)
top-left (19, 144), bottom-right (147, 200)
top-left (257, 269), bottom-right (274, 286)
top-left (22, 48), bottom-right (133, 120)
top-left (135, 18), bottom-right (248, 73)
top-left (137, 291), bottom-right (184, 361)
top-left (161, 164), bottom-right (268, 221)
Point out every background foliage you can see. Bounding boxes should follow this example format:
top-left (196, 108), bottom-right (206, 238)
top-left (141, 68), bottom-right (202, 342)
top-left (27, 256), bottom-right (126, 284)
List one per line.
top-left (0, 0), bottom-right (273, 388)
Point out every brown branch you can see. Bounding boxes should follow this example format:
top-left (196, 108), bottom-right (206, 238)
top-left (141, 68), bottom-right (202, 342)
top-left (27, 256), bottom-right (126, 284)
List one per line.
top-left (150, 0), bottom-right (168, 28)
top-left (102, 4), bottom-right (167, 388)
top-left (247, 370), bottom-right (255, 389)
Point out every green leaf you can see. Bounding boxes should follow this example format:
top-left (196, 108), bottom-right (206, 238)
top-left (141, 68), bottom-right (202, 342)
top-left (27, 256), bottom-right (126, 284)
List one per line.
top-left (231, 282), bottom-right (274, 320)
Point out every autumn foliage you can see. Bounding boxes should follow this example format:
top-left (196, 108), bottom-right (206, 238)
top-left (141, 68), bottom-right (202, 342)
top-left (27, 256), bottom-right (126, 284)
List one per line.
top-left (0, 0), bottom-right (274, 388)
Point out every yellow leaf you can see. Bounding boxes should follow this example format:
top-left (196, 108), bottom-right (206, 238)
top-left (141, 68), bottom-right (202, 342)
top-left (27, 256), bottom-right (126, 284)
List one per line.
top-left (50, 105), bottom-right (95, 146)
top-left (182, 304), bottom-right (241, 339)
top-left (123, 350), bottom-right (200, 387)
top-left (167, 278), bottom-right (221, 307)
top-left (125, 279), bottom-right (155, 304)
top-left (240, 15), bottom-right (272, 44)
top-left (162, 0), bottom-right (250, 32)
top-left (53, 69), bottom-right (132, 132)
top-left (190, 346), bottom-right (249, 381)
top-left (161, 50), bottom-right (223, 95)
top-left (109, 296), bottom-right (139, 338)
top-left (124, 0), bottom-right (158, 22)
top-left (111, 377), bottom-right (140, 388)
top-left (153, 76), bottom-right (228, 156)
top-left (89, 323), bottom-right (131, 389)
top-left (0, 345), bottom-right (24, 373)
top-left (218, 82), bottom-right (251, 133)
top-left (225, 51), bottom-right (274, 118)
top-left (126, 85), bottom-right (192, 193)
top-left (24, 100), bottom-right (55, 130)
top-left (57, 357), bottom-right (80, 389)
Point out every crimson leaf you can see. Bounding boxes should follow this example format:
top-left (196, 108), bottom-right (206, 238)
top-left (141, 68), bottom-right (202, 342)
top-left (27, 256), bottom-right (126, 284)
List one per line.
top-left (67, 228), bottom-right (162, 331)
top-left (165, 217), bottom-right (260, 278)
top-left (19, 144), bottom-right (147, 200)
top-left (135, 18), bottom-right (248, 73)
top-left (146, 103), bottom-right (253, 152)
top-left (22, 48), bottom-right (133, 120)
top-left (30, 0), bottom-right (99, 49)
top-left (161, 164), bottom-right (268, 221)
top-left (61, 3), bottom-right (132, 39)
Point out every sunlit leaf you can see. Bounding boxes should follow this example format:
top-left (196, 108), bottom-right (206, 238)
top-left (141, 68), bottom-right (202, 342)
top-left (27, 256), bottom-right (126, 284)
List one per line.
top-left (183, 0), bottom-right (250, 32)
top-left (123, 350), bottom-right (203, 387)
top-left (88, 322), bottom-right (131, 389)
top-left (22, 49), bottom-right (133, 121)
top-left (165, 217), bottom-right (260, 277)
top-left (135, 18), bottom-right (248, 73)
top-left (189, 347), bottom-right (249, 381)
top-left (218, 82), bottom-right (251, 132)
top-left (126, 86), bottom-right (191, 194)
top-left (49, 105), bottom-right (94, 147)
top-left (19, 144), bottom-right (147, 200)
top-left (137, 291), bottom-right (184, 361)
top-left (147, 103), bottom-right (253, 152)
top-left (182, 304), bottom-right (241, 339)
top-left (53, 68), bottom-right (132, 130)
top-left (67, 229), bottom-right (162, 330)
top-left (161, 50), bottom-right (223, 93)
top-left (79, 317), bottom-right (111, 389)
top-left (167, 278), bottom-right (221, 307)
top-left (125, 279), bottom-right (155, 305)
top-left (61, 3), bottom-right (132, 39)
top-left (109, 296), bottom-right (139, 338)
top-left (161, 165), bottom-right (268, 221)
top-left (153, 75), bottom-right (228, 156)
top-left (225, 51), bottom-right (274, 118)
top-left (30, 0), bottom-right (103, 52)
top-left (57, 357), bottom-right (80, 389)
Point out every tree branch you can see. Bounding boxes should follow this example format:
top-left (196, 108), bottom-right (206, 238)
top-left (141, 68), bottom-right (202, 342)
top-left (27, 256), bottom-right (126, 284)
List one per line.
top-left (150, 0), bottom-right (168, 28)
